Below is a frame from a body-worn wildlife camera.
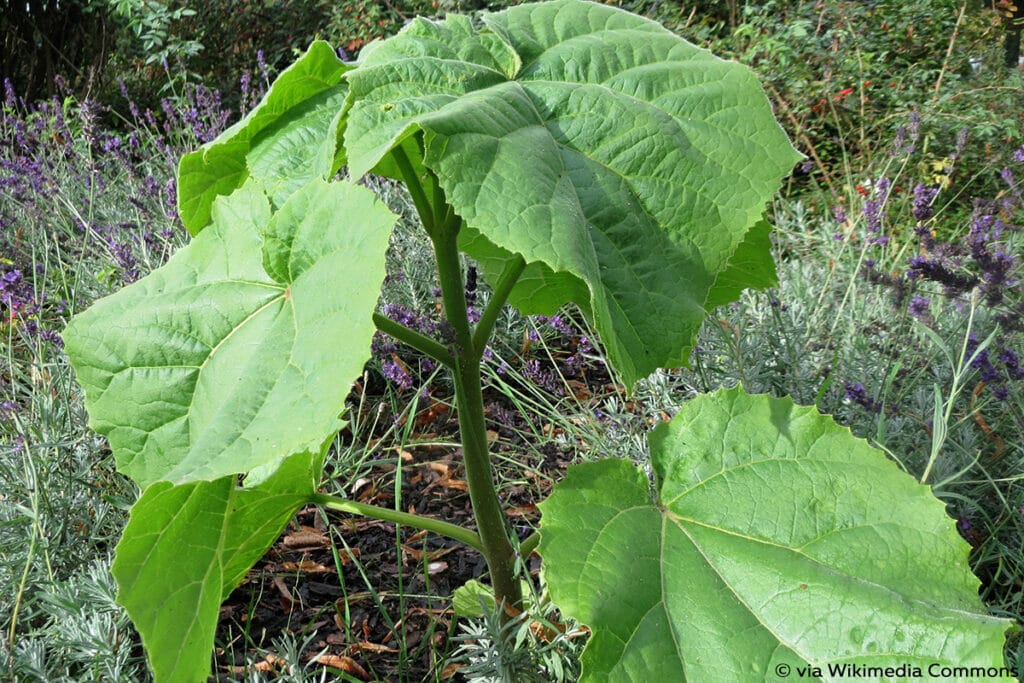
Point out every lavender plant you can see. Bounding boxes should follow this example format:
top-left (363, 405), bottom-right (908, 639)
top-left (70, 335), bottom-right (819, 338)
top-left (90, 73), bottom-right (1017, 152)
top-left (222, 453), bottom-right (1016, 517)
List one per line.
top-left (681, 116), bottom-right (1024, 649)
top-left (61, 1), bottom-right (1014, 681)
top-left (0, 69), bottom-right (248, 678)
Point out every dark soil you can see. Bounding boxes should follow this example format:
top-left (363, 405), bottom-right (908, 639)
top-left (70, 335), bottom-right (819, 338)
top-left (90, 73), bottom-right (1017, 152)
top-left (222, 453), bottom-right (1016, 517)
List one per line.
top-left (211, 368), bottom-right (607, 682)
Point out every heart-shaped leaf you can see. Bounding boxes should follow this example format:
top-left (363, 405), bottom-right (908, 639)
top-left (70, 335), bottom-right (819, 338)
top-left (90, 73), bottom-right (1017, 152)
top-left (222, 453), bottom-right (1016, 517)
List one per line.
top-left (539, 387), bottom-right (1012, 681)
top-left (63, 178), bottom-right (396, 487)
top-left (343, 0), bottom-right (800, 386)
top-left (178, 41), bottom-right (349, 234)
top-left (113, 447), bottom-right (324, 683)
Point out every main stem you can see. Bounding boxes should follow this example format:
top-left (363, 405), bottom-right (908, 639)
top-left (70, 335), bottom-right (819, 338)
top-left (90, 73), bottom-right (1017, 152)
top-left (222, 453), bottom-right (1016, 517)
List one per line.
top-left (431, 215), bottom-right (524, 616)
top-left (392, 145), bottom-right (527, 616)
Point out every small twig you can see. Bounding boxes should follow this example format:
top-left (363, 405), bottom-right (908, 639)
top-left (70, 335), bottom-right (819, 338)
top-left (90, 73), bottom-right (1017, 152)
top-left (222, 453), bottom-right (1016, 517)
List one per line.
top-left (932, 2), bottom-right (968, 98)
top-left (767, 84), bottom-right (838, 198)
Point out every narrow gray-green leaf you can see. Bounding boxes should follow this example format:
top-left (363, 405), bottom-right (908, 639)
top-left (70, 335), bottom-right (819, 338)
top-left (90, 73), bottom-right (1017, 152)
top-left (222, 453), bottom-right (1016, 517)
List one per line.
top-left (343, 0), bottom-right (800, 386)
top-left (63, 179), bottom-right (396, 487)
top-left (113, 448), bottom-right (323, 683)
top-left (539, 387), bottom-right (1012, 681)
top-left (178, 41), bottom-right (348, 234)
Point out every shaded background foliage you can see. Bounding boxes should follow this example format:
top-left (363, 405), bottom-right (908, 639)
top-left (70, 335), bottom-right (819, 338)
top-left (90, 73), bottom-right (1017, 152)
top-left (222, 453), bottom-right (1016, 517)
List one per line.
top-left (5, 1), bottom-right (1019, 169)
top-left (1, 0), bottom-right (119, 100)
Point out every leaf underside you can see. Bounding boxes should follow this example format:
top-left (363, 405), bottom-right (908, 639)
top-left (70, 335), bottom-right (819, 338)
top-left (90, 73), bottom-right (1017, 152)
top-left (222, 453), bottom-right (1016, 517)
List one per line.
top-left (63, 178), bottom-right (397, 488)
top-left (112, 449), bottom-right (323, 683)
top-left (538, 388), bottom-right (1013, 682)
top-left (177, 41), bottom-right (349, 235)
top-left (343, 0), bottom-right (800, 386)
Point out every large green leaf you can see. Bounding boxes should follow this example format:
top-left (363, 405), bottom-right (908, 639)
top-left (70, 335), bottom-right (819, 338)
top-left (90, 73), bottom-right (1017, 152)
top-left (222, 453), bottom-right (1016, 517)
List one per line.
top-left (63, 179), bottom-right (396, 487)
top-left (178, 41), bottom-right (348, 234)
top-left (703, 218), bottom-right (776, 311)
top-left (539, 388), bottom-right (1012, 681)
top-left (113, 447), bottom-right (324, 683)
top-left (343, 0), bottom-right (800, 386)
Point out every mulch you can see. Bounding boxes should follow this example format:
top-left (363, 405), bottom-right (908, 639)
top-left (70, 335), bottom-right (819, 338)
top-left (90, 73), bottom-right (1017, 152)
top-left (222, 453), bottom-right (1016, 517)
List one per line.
top-left (212, 384), bottom-right (585, 682)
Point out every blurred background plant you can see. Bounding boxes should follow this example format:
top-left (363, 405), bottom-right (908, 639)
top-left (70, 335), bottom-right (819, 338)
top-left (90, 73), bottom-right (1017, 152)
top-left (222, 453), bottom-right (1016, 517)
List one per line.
top-left (2, 0), bottom-right (1023, 679)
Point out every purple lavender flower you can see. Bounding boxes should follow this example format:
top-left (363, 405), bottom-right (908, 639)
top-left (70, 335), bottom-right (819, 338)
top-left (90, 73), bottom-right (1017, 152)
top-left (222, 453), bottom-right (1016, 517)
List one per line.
top-left (862, 198), bottom-right (882, 236)
top-left (371, 331), bottom-right (398, 356)
top-left (908, 295), bottom-right (930, 318)
top-left (906, 255), bottom-right (978, 293)
top-left (381, 358), bottom-right (413, 390)
top-left (3, 78), bottom-right (15, 108)
top-left (1014, 145), bottom-right (1024, 164)
top-left (999, 347), bottom-right (1024, 380)
top-left (966, 334), bottom-right (1001, 384)
top-left (875, 177), bottom-right (891, 199)
top-left (257, 49), bottom-right (269, 81)
top-left (240, 71), bottom-right (253, 112)
top-left (164, 178), bottom-right (178, 218)
top-left (0, 269), bottom-right (26, 309)
top-left (843, 382), bottom-right (880, 413)
top-left (968, 211), bottom-right (1015, 305)
top-left (536, 314), bottom-right (573, 336)
top-left (832, 205), bottom-right (847, 224)
top-left (912, 185), bottom-right (938, 222)
top-left (522, 359), bottom-right (562, 395)
top-left (891, 126), bottom-right (908, 157)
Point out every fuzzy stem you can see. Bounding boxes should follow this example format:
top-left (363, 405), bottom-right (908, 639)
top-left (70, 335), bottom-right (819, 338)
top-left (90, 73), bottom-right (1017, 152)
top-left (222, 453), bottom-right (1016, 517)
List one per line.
top-left (432, 214), bottom-right (524, 616)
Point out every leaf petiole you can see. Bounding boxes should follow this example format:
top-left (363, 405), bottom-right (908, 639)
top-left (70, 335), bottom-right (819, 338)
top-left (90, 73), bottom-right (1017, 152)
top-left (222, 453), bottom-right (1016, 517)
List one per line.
top-left (312, 493), bottom-right (484, 553)
top-left (390, 144), bottom-right (436, 234)
top-left (518, 530), bottom-right (540, 559)
top-left (372, 311), bottom-right (456, 369)
top-left (471, 255), bottom-right (526, 358)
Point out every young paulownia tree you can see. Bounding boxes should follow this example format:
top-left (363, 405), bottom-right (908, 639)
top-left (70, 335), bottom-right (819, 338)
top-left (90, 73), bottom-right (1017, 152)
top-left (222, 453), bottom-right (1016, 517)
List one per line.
top-left (63, 1), bottom-right (1013, 680)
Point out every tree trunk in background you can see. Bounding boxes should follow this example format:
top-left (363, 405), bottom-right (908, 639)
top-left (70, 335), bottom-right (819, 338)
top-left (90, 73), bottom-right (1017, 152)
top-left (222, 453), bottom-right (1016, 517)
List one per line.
top-left (1, 0), bottom-right (114, 101)
top-left (1003, 0), bottom-right (1024, 68)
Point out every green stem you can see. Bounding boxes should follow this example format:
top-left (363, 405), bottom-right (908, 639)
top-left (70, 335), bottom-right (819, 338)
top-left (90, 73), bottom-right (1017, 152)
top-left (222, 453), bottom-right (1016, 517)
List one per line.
top-left (391, 144), bottom-right (436, 234)
top-left (432, 215), bottom-right (524, 615)
top-left (373, 311), bottom-right (455, 369)
top-left (432, 217), bottom-right (475, 355)
top-left (519, 531), bottom-right (540, 559)
top-left (471, 255), bottom-right (526, 358)
top-left (313, 493), bottom-right (484, 553)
